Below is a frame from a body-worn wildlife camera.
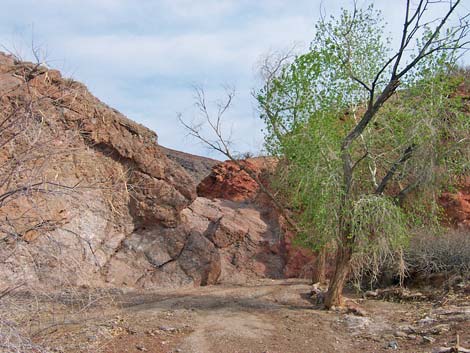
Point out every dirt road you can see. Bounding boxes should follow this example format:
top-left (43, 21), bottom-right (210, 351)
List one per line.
top-left (24, 279), bottom-right (470, 353)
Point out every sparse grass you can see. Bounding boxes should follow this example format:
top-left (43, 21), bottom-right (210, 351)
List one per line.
top-left (0, 287), bottom-right (123, 353)
top-left (0, 318), bottom-right (50, 353)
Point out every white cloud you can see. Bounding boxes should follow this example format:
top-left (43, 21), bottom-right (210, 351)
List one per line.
top-left (59, 13), bottom-right (313, 78)
top-left (160, 0), bottom-right (238, 20)
top-left (0, 0), bottom-right (468, 158)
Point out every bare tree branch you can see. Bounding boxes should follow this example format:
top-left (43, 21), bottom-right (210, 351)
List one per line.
top-left (179, 86), bottom-right (301, 233)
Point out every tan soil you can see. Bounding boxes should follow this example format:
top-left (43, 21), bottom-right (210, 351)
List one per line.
top-left (9, 279), bottom-right (468, 353)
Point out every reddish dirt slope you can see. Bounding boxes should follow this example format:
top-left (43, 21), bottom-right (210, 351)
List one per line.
top-left (440, 180), bottom-right (470, 228)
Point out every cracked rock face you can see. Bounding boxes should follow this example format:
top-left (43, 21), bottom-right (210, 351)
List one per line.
top-left (0, 53), bottom-right (196, 289)
top-left (102, 196), bottom-right (290, 288)
top-left (182, 197), bottom-right (286, 283)
top-left (104, 226), bottom-right (221, 288)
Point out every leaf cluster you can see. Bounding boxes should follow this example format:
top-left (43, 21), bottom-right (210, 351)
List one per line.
top-left (257, 4), bottom-right (470, 254)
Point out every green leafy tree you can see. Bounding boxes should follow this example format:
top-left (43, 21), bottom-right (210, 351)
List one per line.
top-left (257, 1), bottom-right (470, 307)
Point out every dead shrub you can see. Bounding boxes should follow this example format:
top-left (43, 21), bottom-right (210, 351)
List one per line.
top-left (405, 229), bottom-right (470, 279)
top-left (349, 229), bottom-right (470, 290)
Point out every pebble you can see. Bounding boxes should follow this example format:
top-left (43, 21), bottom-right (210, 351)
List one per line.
top-left (422, 336), bottom-right (436, 344)
top-left (86, 334), bottom-right (98, 342)
top-left (430, 324), bottom-right (450, 334)
top-left (418, 316), bottom-right (436, 325)
top-left (387, 340), bottom-right (399, 349)
top-left (159, 326), bottom-right (177, 332)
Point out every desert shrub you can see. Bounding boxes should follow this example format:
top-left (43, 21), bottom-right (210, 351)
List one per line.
top-left (405, 229), bottom-right (470, 278)
top-left (350, 229), bottom-right (470, 290)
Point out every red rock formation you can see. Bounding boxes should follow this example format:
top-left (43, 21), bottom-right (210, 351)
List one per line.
top-left (14, 52), bottom-right (470, 291)
top-left (182, 197), bottom-right (285, 282)
top-left (197, 158), bottom-right (316, 279)
top-left (440, 180), bottom-right (470, 228)
top-left (197, 159), bottom-right (261, 202)
top-left (0, 53), bottom-right (313, 292)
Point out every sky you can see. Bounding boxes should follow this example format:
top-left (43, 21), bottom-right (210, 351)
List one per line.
top-left (0, 0), bottom-right (469, 159)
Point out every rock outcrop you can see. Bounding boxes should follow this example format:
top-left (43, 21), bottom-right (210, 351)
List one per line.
top-left (197, 159), bottom-right (316, 279)
top-left (0, 53), bottom-right (314, 292)
top-left (0, 53), bottom-right (200, 289)
top-left (4, 53), bottom-right (468, 294)
top-left (183, 197), bottom-right (285, 283)
top-left (197, 159), bottom-right (264, 202)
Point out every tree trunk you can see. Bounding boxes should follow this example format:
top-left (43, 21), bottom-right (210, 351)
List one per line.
top-left (324, 242), bottom-right (353, 309)
top-left (312, 247), bottom-right (326, 284)
top-left (327, 133), bottom-right (355, 309)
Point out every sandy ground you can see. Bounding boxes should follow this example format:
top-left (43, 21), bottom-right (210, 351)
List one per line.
top-left (3, 279), bottom-right (469, 353)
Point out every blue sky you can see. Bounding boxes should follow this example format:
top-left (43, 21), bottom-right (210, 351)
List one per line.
top-left (1, 0), bottom-right (469, 159)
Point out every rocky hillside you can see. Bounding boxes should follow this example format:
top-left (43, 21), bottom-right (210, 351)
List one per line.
top-left (160, 146), bottom-right (219, 184)
top-left (1, 53), bottom-right (468, 294)
top-left (0, 53), bottom-right (314, 292)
